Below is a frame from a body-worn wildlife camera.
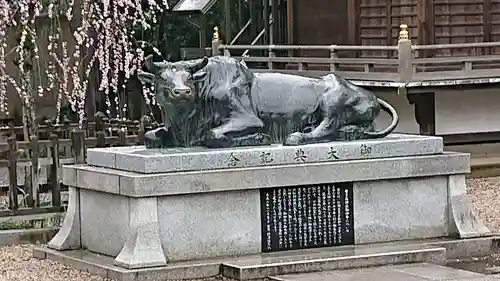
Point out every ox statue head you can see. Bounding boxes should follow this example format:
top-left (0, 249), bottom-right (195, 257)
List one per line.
top-left (137, 55), bottom-right (209, 103)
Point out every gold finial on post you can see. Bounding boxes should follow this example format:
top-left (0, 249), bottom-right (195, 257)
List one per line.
top-left (213, 26), bottom-right (220, 41)
top-left (399, 24), bottom-right (409, 41)
top-left (212, 26), bottom-right (222, 56)
top-left (397, 23), bottom-right (413, 84)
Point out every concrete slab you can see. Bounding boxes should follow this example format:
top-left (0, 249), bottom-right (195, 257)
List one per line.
top-left (389, 263), bottom-right (484, 279)
top-left (221, 244), bottom-right (446, 280)
top-left (430, 236), bottom-right (500, 259)
top-left (270, 263), bottom-right (498, 281)
top-left (33, 247), bottom-right (225, 281)
top-left (34, 237), bottom-right (500, 280)
top-left (270, 267), bottom-right (429, 281)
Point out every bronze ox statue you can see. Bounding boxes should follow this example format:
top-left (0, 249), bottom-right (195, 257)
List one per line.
top-left (137, 55), bottom-right (399, 148)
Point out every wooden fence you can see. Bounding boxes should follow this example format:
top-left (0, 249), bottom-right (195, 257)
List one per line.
top-left (0, 114), bottom-right (154, 220)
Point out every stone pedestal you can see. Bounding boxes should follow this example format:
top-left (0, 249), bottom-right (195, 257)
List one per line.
top-left (51, 134), bottom-right (491, 269)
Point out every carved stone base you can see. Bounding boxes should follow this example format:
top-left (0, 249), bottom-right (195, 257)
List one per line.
top-left (448, 175), bottom-right (492, 238)
top-left (48, 187), bottom-right (81, 250)
top-left (114, 197), bottom-right (167, 269)
top-left (50, 134), bottom-right (490, 270)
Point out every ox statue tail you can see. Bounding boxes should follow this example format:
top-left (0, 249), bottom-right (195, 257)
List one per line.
top-left (364, 98), bottom-right (399, 139)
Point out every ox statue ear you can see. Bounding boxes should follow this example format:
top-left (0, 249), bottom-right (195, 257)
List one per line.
top-left (153, 61), bottom-right (170, 69)
top-left (144, 54), bottom-right (169, 73)
top-left (192, 70), bottom-right (208, 82)
top-left (137, 70), bottom-right (156, 85)
top-left (189, 56), bottom-right (209, 74)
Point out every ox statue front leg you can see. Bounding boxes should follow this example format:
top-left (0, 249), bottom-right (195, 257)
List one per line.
top-left (202, 87), bottom-right (269, 148)
top-left (203, 113), bottom-right (267, 148)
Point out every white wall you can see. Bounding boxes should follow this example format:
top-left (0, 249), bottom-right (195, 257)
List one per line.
top-left (373, 87), bottom-right (500, 136)
top-left (435, 88), bottom-right (500, 135)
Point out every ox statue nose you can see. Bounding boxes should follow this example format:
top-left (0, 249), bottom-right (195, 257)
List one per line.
top-left (173, 88), bottom-right (191, 96)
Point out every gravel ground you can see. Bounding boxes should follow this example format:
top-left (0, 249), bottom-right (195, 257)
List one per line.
top-left (0, 244), bottom-right (235, 281)
top-left (467, 177), bottom-right (500, 233)
top-left (0, 177), bottom-right (499, 281)
top-left (0, 244), bottom-right (109, 281)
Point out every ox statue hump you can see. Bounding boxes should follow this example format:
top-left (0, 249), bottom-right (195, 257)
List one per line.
top-left (137, 55), bottom-right (399, 149)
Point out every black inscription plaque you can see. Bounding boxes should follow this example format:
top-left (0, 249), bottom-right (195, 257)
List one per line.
top-left (260, 183), bottom-right (354, 252)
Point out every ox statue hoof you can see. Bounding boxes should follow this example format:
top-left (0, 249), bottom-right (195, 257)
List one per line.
top-left (144, 127), bottom-right (175, 148)
top-left (203, 130), bottom-right (231, 148)
top-left (284, 132), bottom-right (305, 146)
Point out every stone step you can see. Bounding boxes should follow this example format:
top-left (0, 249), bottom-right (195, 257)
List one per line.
top-left (269, 263), bottom-right (495, 281)
top-left (221, 244), bottom-right (446, 280)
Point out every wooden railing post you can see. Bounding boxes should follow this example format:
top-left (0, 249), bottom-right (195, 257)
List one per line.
top-left (397, 24), bottom-right (413, 83)
top-left (268, 45), bottom-right (275, 70)
top-left (95, 113), bottom-right (106, 147)
top-left (329, 45), bottom-right (338, 72)
top-left (212, 26), bottom-right (223, 56)
top-left (118, 124), bottom-right (127, 146)
top-left (7, 137), bottom-right (18, 210)
top-left (138, 115), bottom-right (151, 145)
top-left (28, 136), bottom-right (40, 207)
top-left (71, 128), bottom-right (86, 164)
top-left (50, 133), bottom-right (61, 207)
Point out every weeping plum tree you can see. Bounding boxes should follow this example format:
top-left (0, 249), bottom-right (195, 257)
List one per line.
top-left (0, 0), bottom-right (169, 135)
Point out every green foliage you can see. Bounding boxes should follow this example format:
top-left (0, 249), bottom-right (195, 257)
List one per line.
top-left (134, 14), bottom-right (198, 57)
top-left (133, 0), bottom-right (247, 58)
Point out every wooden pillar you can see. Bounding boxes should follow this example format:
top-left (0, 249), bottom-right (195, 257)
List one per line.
top-left (484, 0), bottom-right (492, 55)
top-left (272, 0), bottom-right (279, 44)
top-left (199, 15), bottom-right (207, 48)
top-left (407, 92), bottom-right (436, 135)
top-left (385, 2), bottom-right (392, 51)
top-left (286, 0), bottom-right (294, 45)
top-left (264, 0), bottom-right (270, 44)
top-left (238, 1), bottom-right (243, 30)
top-left (224, 0), bottom-right (231, 43)
top-left (417, 0), bottom-right (434, 57)
top-left (280, 0), bottom-right (287, 43)
top-left (256, 0), bottom-right (263, 39)
top-left (250, 0), bottom-right (258, 42)
top-left (347, 0), bottom-right (360, 58)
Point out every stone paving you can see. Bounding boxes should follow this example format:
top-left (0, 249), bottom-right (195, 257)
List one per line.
top-left (270, 263), bottom-right (500, 281)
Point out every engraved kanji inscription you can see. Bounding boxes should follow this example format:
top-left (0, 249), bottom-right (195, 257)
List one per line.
top-left (260, 152), bottom-right (274, 164)
top-left (294, 149), bottom-right (307, 162)
top-left (226, 152), bottom-right (240, 167)
top-left (327, 147), bottom-right (339, 160)
top-left (359, 144), bottom-right (372, 157)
